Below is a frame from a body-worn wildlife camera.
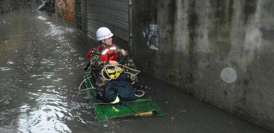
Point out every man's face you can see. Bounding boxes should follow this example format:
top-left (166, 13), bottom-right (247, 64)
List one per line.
top-left (103, 37), bottom-right (112, 46)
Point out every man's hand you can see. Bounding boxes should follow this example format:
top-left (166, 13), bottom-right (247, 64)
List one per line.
top-left (109, 60), bottom-right (119, 66)
top-left (119, 49), bottom-right (127, 56)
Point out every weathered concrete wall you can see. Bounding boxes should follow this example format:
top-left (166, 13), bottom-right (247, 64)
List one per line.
top-left (132, 0), bottom-right (274, 131)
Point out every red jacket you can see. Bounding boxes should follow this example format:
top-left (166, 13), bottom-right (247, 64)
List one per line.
top-left (100, 45), bottom-right (118, 62)
top-left (86, 45), bottom-right (119, 62)
top-left (86, 46), bottom-right (102, 58)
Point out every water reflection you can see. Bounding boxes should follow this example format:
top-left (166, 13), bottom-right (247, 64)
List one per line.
top-left (0, 6), bottom-right (94, 133)
top-left (17, 93), bottom-right (71, 133)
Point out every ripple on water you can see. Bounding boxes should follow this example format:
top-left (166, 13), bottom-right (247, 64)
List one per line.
top-left (0, 67), bottom-right (12, 71)
top-left (17, 93), bottom-right (72, 133)
top-left (53, 78), bottom-right (63, 82)
top-left (40, 58), bottom-right (55, 66)
top-left (31, 72), bottom-right (55, 80)
top-left (7, 60), bottom-right (15, 65)
top-left (37, 16), bottom-right (47, 21)
top-left (42, 85), bottom-right (55, 89)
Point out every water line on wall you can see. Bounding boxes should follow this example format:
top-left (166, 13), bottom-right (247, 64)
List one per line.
top-left (129, 0), bottom-right (133, 48)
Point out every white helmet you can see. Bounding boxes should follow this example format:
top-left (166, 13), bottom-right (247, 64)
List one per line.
top-left (96, 27), bottom-right (114, 41)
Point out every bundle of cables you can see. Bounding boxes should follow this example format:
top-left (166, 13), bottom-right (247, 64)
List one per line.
top-left (101, 64), bottom-right (140, 81)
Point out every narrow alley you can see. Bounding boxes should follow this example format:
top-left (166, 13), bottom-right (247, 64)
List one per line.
top-left (0, 2), bottom-right (272, 133)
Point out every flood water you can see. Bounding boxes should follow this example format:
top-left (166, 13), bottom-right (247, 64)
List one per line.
top-left (0, 2), bottom-right (272, 133)
top-left (0, 3), bottom-right (100, 133)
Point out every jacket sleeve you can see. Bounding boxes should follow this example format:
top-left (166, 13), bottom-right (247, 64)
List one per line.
top-left (86, 48), bottom-right (93, 58)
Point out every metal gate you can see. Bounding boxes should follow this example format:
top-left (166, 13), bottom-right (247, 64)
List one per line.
top-left (87, 0), bottom-right (129, 41)
top-left (76, 1), bottom-right (82, 30)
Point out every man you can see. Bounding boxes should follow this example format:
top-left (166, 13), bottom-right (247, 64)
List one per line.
top-left (87, 27), bottom-right (136, 104)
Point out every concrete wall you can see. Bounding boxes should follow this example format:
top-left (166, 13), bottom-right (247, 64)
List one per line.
top-left (132, 0), bottom-right (274, 131)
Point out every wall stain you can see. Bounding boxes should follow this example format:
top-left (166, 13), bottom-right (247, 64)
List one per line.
top-left (209, 0), bottom-right (232, 60)
top-left (210, 0), bottom-right (226, 25)
top-left (243, 0), bottom-right (257, 25)
top-left (167, 0), bottom-right (176, 31)
top-left (186, 1), bottom-right (198, 91)
top-left (227, 0), bottom-right (234, 26)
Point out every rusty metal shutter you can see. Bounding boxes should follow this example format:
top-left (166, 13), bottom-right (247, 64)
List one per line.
top-left (87, 0), bottom-right (129, 41)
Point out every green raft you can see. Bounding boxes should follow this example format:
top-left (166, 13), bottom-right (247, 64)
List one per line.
top-left (83, 73), bottom-right (165, 122)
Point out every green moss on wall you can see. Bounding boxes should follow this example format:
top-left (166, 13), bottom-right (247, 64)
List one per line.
top-left (243, 0), bottom-right (257, 24)
top-left (227, 0), bottom-right (234, 25)
top-left (209, 0), bottom-right (233, 60)
top-left (187, 1), bottom-right (198, 56)
top-left (167, 0), bottom-right (176, 31)
top-left (210, 0), bottom-right (227, 25)
top-left (186, 1), bottom-right (199, 90)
